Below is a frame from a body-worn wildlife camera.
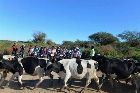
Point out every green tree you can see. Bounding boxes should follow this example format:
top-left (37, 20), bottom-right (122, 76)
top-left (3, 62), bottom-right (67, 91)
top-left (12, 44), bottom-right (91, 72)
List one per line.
top-left (118, 31), bottom-right (140, 47)
top-left (32, 32), bottom-right (46, 43)
top-left (89, 32), bottom-right (119, 45)
top-left (46, 39), bottom-right (55, 46)
top-left (62, 41), bottom-right (74, 48)
top-left (74, 39), bottom-right (85, 47)
top-left (74, 40), bottom-right (94, 48)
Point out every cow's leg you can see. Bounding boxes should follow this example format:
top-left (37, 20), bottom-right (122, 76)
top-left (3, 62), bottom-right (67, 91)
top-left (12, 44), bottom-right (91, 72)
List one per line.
top-left (0, 78), bottom-right (5, 88)
top-left (0, 77), bottom-right (5, 89)
top-left (50, 74), bottom-right (54, 87)
top-left (81, 79), bottom-right (91, 93)
top-left (5, 72), bottom-right (19, 87)
top-left (68, 78), bottom-right (73, 87)
top-left (108, 76), bottom-right (117, 92)
top-left (60, 73), bottom-right (71, 92)
top-left (93, 74), bottom-right (100, 92)
top-left (34, 76), bottom-right (44, 89)
top-left (99, 73), bottom-right (106, 89)
top-left (33, 67), bottom-right (45, 89)
top-left (134, 82), bottom-right (138, 93)
top-left (0, 71), bottom-right (7, 88)
top-left (135, 84), bottom-right (138, 93)
top-left (109, 76), bottom-right (115, 88)
top-left (134, 80), bottom-right (139, 93)
top-left (17, 75), bottom-right (24, 88)
top-left (58, 77), bottom-right (61, 83)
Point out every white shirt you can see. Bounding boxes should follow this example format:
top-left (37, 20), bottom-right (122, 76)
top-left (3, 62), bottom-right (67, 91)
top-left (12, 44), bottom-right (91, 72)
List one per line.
top-left (91, 48), bottom-right (95, 56)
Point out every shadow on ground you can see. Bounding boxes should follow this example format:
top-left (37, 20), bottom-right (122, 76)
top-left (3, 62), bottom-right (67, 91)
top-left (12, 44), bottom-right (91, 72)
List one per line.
top-left (1, 77), bottom-right (137, 93)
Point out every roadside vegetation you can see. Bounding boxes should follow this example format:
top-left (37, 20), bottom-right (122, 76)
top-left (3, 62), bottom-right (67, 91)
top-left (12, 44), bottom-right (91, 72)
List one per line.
top-left (0, 31), bottom-right (140, 60)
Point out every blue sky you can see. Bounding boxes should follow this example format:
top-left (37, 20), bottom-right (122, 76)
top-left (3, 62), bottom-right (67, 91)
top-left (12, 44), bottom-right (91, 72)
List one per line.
top-left (0, 0), bottom-right (140, 44)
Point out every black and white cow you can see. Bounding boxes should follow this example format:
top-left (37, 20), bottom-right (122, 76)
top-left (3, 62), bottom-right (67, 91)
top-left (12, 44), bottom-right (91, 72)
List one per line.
top-left (123, 59), bottom-right (140, 93)
top-left (19, 57), bottom-right (48, 88)
top-left (0, 56), bottom-right (23, 88)
top-left (0, 56), bottom-right (49, 89)
top-left (2, 55), bottom-right (15, 60)
top-left (92, 54), bottom-right (136, 89)
top-left (46, 58), bottom-right (99, 93)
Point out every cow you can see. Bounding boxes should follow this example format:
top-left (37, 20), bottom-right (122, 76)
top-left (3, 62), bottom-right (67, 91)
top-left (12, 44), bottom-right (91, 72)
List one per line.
top-left (45, 58), bottom-right (100, 93)
top-left (2, 55), bottom-right (15, 61)
top-left (19, 57), bottom-right (49, 88)
top-left (0, 56), bottom-right (49, 89)
top-left (131, 73), bottom-right (140, 93)
top-left (0, 57), bottom-right (22, 88)
top-left (123, 59), bottom-right (140, 93)
top-left (92, 54), bottom-right (136, 89)
top-left (0, 55), bottom-right (16, 88)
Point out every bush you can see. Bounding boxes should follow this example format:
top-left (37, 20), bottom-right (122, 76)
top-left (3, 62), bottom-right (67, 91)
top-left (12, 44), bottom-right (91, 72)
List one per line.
top-left (128, 50), bottom-right (140, 61)
top-left (3, 49), bottom-right (10, 55)
top-left (81, 48), bottom-right (91, 59)
top-left (96, 45), bottom-right (123, 58)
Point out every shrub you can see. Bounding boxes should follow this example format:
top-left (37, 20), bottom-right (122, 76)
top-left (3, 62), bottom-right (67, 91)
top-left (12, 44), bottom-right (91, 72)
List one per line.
top-left (3, 49), bottom-right (10, 55)
top-left (96, 45), bottom-right (123, 58)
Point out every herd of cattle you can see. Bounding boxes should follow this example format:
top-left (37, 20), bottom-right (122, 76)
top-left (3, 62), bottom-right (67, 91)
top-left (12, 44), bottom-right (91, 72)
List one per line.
top-left (0, 54), bottom-right (140, 93)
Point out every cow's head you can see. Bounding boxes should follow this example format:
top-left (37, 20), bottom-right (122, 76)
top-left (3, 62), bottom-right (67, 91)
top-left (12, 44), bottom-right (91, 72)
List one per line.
top-left (92, 54), bottom-right (105, 62)
top-left (123, 58), bottom-right (136, 74)
top-left (123, 58), bottom-right (136, 66)
top-left (92, 54), bottom-right (108, 71)
top-left (45, 62), bottom-right (65, 77)
top-left (45, 63), bottom-right (54, 78)
top-left (11, 57), bottom-right (19, 63)
top-left (50, 55), bottom-right (63, 63)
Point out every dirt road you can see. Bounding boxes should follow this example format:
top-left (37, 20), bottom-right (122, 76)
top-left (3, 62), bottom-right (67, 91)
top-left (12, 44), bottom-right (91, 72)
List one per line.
top-left (0, 72), bottom-right (136, 93)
